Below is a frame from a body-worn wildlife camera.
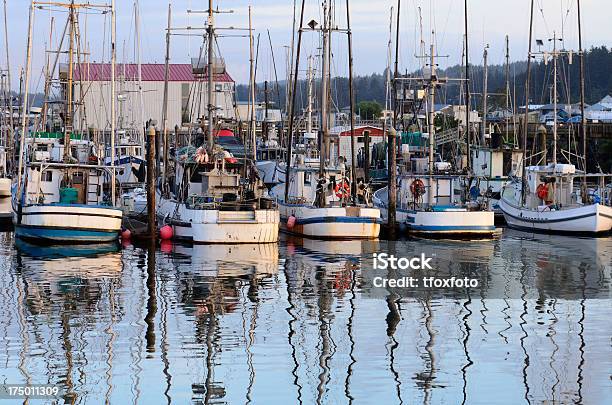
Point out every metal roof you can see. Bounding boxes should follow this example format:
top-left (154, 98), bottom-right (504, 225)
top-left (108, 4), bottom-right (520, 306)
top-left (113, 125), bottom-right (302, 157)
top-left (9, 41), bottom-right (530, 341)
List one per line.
top-left (70, 63), bottom-right (234, 83)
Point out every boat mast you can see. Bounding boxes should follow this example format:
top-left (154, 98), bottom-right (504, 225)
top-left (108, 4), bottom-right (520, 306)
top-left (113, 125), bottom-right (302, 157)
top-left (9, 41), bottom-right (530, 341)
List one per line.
top-left (521, 0), bottom-right (535, 206)
top-left (427, 37), bottom-right (436, 208)
top-left (161, 4), bottom-right (170, 192)
top-left (346, 0), bottom-right (357, 203)
top-left (482, 44), bottom-right (489, 146)
top-left (319, 0), bottom-right (330, 183)
top-left (64, 2), bottom-right (75, 162)
top-left (135, 1), bottom-right (145, 157)
top-left (283, 0), bottom-right (306, 202)
top-left (577, 0), bottom-right (587, 182)
top-left (3, 0), bottom-right (13, 161)
top-left (16, 3), bottom-right (35, 199)
top-left (111, 0), bottom-right (117, 204)
top-left (464, 0), bottom-right (471, 171)
top-left (248, 6), bottom-right (256, 160)
top-left (388, 0), bottom-right (400, 233)
top-left (551, 31), bottom-right (559, 166)
top-left (206, 0), bottom-right (215, 151)
top-left (306, 56), bottom-right (313, 134)
top-left (505, 35), bottom-right (511, 144)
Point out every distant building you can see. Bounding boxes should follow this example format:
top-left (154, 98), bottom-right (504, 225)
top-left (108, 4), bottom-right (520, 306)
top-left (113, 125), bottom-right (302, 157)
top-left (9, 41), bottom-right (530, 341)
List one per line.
top-left (65, 62), bottom-right (235, 131)
top-left (330, 125), bottom-right (385, 165)
top-left (585, 95), bottom-right (612, 122)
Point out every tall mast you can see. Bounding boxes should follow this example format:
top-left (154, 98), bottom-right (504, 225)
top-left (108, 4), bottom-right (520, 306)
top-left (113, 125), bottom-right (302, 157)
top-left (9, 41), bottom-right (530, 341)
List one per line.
top-left (206, 0), bottom-right (215, 150)
top-left (521, 0), bottom-right (535, 205)
top-left (505, 35), bottom-right (510, 144)
top-left (482, 44), bottom-right (489, 146)
top-left (64, 3), bottom-right (75, 162)
top-left (283, 0), bottom-right (306, 202)
top-left (387, 0), bottom-right (400, 233)
top-left (17, 3), bottom-right (35, 199)
top-left (110, 0), bottom-right (117, 204)
top-left (320, 1), bottom-right (330, 169)
top-left (135, 1), bottom-right (145, 154)
top-left (306, 56), bottom-right (313, 134)
top-left (427, 38), bottom-right (436, 178)
top-left (577, 0), bottom-right (587, 178)
top-left (552, 31), bottom-right (558, 165)
top-left (248, 6), bottom-right (256, 160)
top-left (3, 0), bottom-right (13, 160)
top-left (161, 3), bottom-right (171, 191)
top-left (464, 0), bottom-right (471, 171)
top-left (346, 0), bottom-right (357, 204)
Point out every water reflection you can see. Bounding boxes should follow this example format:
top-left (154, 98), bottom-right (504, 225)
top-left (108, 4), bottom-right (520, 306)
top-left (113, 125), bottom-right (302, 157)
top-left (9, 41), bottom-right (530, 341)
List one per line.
top-left (0, 233), bottom-right (609, 404)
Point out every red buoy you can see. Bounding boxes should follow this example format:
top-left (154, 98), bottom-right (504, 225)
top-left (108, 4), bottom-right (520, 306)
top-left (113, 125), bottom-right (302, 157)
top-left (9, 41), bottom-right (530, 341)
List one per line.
top-left (121, 228), bottom-right (132, 240)
top-left (159, 225), bottom-right (173, 240)
top-left (287, 215), bottom-right (296, 229)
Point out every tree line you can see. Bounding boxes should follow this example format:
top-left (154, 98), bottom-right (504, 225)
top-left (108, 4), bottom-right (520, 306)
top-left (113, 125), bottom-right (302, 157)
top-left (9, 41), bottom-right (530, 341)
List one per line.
top-left (237, 46), bottom-right (612, 113)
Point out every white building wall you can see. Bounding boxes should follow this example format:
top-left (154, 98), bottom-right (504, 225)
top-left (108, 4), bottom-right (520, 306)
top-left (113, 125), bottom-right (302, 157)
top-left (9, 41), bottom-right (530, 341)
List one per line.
top-left (338, 134), bottom-right (384, 165)
top-left (74, 80), bottom-right (235, 130)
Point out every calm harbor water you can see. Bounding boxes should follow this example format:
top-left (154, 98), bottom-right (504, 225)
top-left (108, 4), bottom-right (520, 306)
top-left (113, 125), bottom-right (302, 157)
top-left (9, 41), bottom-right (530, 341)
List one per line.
top-left (0, 230), bottom-right (610, 404)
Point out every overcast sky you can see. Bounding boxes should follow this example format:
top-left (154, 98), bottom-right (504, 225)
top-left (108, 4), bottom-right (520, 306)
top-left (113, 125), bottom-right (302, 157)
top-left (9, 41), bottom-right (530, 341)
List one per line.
top-left (5, 0), bottom-right (612, 90)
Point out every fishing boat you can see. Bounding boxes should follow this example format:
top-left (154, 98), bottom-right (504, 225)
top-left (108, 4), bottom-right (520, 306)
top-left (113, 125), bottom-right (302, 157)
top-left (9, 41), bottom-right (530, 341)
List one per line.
top-left (270, 1), bottom-right (380, 240)
top-left (499, 6), bottom-right (612, 235)
top-left (13, 1), bottom-right (122, 243)
top-left (374, 33), bottom-right (495, 237)
top-left (157, 148), bottom-right (279, 243)
top-left (156, 3), bottom-right (279, 244)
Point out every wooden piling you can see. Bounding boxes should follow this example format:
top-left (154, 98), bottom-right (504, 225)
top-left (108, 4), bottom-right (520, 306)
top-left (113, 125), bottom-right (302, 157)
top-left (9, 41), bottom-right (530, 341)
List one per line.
top-left (147, 125), bottom-right (157, 239)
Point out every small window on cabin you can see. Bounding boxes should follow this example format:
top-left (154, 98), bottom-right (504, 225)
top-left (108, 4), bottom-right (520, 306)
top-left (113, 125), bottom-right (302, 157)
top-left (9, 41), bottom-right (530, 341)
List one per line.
top-left (41, 171), bottom-right (52, 182)
top-left (357, 136), bottom-right (364, 143)
top-left (72, 172), bottom-right (84, 184)
top-left (36, 144), bottom-right (47, 152)
top-left (304, 172), bottom-right (311, 185)
top-left (215, 84), bottom-right (223, 92)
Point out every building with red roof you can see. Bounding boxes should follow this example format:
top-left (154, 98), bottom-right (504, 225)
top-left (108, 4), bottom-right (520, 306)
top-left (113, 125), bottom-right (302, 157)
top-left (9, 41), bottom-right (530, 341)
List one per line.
top-left (64, 62), bottom-right (236, 131)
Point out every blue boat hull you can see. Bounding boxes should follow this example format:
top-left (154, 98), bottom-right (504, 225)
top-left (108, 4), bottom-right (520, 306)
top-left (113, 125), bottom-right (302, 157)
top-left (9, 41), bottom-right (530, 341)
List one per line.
top-left (15, 225), bottom-right (120, 244)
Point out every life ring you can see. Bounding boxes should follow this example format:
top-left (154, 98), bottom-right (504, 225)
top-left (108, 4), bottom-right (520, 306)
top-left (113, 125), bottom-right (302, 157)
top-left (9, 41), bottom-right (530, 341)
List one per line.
top-left (335, 180), bottom-right (350, 199)
top-left (536, 183), bottom-right (548, 200)
top-left (410, 179), bottom-right (426, 197)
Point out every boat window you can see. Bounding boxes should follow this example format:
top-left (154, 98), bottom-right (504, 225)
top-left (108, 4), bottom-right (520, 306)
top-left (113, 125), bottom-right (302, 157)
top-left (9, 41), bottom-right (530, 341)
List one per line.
top-left (72, 172), bottom-right (84, 184)
top-left (41, 171), bottom-right (53, 182)
top-left (36, 144), bottom-right (47, 152)
top-left (357, 136), bottom-right (364, 143)
top-left (304, 172), bottom-right (311, 185)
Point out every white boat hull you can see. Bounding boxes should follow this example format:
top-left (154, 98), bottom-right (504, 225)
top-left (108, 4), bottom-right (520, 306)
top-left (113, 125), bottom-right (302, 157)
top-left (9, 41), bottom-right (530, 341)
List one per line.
top-left (14, 204), bottom-right (123, 243)
top-left (406, 209), bottom-right (496, 235)
top-left (499, 198), bottom-right (612, 234)
top-left (374, 186), bottom-right (496, 235)
top-left (158, 198), bottom-right (280, 243)
top-left (278, 202), bottom-right (381, 239)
